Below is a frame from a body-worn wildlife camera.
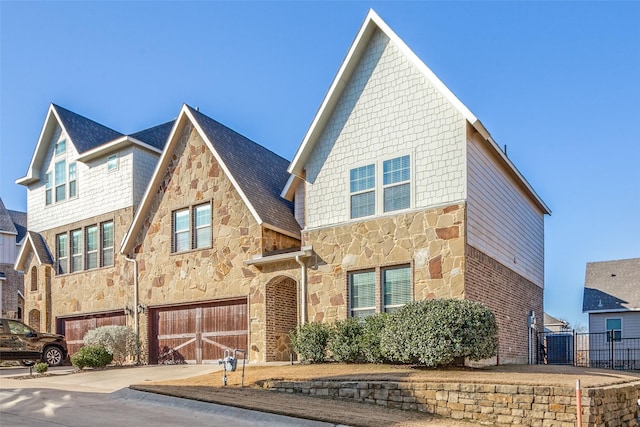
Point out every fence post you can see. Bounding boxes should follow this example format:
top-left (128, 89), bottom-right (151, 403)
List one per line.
top-left (576, 379), bottom-right (582, 427)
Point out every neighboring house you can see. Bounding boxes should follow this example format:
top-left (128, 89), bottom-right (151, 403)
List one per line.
top-left (543, 313), bottom-right (569, 333)
top-left (0, 197), bottom-right (26, 320)
top-left (14, 103), bottom-right (172, 353)
top-left (15, 10), bottom-right (550, 365)
top-left (583, 258), bottom-right (640, 368)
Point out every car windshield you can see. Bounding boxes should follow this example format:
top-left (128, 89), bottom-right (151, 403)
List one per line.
top-left (7, 320), bottom-right (35, 335)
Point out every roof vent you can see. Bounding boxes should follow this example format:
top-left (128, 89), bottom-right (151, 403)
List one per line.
top-left (597, 299), bottom-right (603, 308)
top-left (611, 273), bottom-right (616, 277)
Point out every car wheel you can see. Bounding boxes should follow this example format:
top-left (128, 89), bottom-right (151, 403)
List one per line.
top-left (43, 346), bottom-right (64, 366)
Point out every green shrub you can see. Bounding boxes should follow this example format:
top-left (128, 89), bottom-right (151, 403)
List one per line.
top-left (71, 346), bottom-right (113, 369)
top-left (361, 313), bottom-right (389, 363)
top-left (83, 325), bottom-right (138, 365)
top-left (328, 317), bottom-right (364, 363)
top-left (380, 299), bottom-right (498, 367)
top-left (34, 362), bottom-right (49, 374)
top-left (290, 322), bottom-right (332, 363)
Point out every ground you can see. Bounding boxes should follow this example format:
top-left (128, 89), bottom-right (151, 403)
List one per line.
top-left (130, 363), bottom-right (640, 426)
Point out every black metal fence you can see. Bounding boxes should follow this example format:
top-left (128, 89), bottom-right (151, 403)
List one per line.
top-left (537, 330), bottom-right (640, 371)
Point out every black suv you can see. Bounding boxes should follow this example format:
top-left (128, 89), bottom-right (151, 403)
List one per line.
top-left (0, 319), bottom-right (68, 366)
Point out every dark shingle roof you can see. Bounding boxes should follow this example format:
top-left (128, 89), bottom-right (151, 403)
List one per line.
top-left (0, 198), bottom-right (18, 234)
top-left (27, 231), bottom-right (54, 265)
top-left (583, 258), bottom-right (640, 312)
top-left (53, 104), bottom-right (124, 153)
top-left (188, 106), bottom-right (300, 236)
top-left (130, 120), bottom-right (175, 151)
top-left (8, 210), bottom-right (27, 243)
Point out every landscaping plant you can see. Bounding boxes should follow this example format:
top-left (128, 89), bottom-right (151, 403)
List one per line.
top-left (34, 362), bottom-right (49, 374)
top-left (328, 317), bottom-right (364, 363)
top-left (70, 345), bottom-right (113, 369)
top-left (83, 325), bottom-right (138, 365)
top-left (290, 322), bottom-right (332, 363)
top-left (361, 313), bottom-right (389, 363)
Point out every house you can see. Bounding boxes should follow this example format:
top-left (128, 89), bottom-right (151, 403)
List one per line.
top-left (543, 313), bottom-right (569, 333)
top-left (583, 257), bottom-right (640, 368)
top-left (16, 10), bottom-right (549, 365)
top-left (0, 197), bottom-right (27, 320)
top-left (14, 103), bottom-right (172, 352)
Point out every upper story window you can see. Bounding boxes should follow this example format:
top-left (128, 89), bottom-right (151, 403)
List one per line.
top-left (68, 162), bottom-right (77, 198)
top-left (45, 172), bottom-right (52, 205)
top-left (30, 266), bottom-right (38, 292)
top-left (55, 220), bottom-right (115, 275)
top-left (56, 233), bottom-right (68, 275)
top-left (86, 225), bottom-right (98, 269)
top-left (101, 221), bottom-right (114, 267)
top-left (349, 155), bottom-right (411, 219)
top-left (349, 264), bottom-right (413, 318)
top-left (107, 154), bottom-right (119, 171)
top-left (54, 139), bottom-right (66, 156)
top-left (172, 202), bottom-right (212, 253)
top-left (70, 229), bottom-right (83, 273)
top-left (55, 160), bottom-right (66, 202)
top-left (606, 318), bottom-right (622, 342)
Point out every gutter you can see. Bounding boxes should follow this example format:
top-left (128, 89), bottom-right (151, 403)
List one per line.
top-left (124, 255), bottom-right (140, 364)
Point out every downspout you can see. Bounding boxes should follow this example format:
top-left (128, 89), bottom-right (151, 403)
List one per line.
top-left (124, 255), bottom-right (139, 364)
top-left (295, 255), bottom-right (307, 325)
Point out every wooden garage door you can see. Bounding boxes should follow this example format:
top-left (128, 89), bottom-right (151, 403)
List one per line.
top-left (151, 299), bottom-right (248, 364)
top-left (58, 312), bottom-right (126, 355)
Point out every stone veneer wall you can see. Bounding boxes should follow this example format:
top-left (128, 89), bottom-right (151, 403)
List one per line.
top-left (260, 380), bottom-right (640, 427)
top-left (301, 203), bottom-right (465, 323)
top-left (0, 264), bottom-right (23, 320)
top-left (23, 207), bottom-right (134, 334)
top-left (130, 124), bottom-right (299, 362)
top-left (464, 244), bottom-right (543, 365)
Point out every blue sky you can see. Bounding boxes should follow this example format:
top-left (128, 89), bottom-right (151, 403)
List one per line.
top-left (1, 1), bottom-right (638, 328)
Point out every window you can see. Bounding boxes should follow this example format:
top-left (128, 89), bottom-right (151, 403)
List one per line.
top-left (383, 265), bottom-right (411, 312)
top-left (56, 233), bottom-right (68, 274)
top-left (30, 266), bottom-right (38, 292)
top-left (194, 204), bottom-right (211, 249)
top-left (606, 318), bottom-right (622, 342)
top-left (350, 164), bottom-right (375, 219)
top-left (349, 270), bottom-right (376, 318)
top-left (55, 139), bottom-right (66, 156)
top-left (107, 154), bottom-right (119, 171)
top-left (101, 221), bottom-right (114, 267)
top-left (55, 160), bottom-right (66, 202)
top-left (383, 155), bottom-right (410, 212)
top-left (86, 225), bottom-right (98, 269)
top-left (70, 229), bottom-right (82, 273)
top-left (173, 209), bottom-right (190, 252)
top-left (45, 172), bottom-right (52, 205)
top-left (68, 162), bottom-right (77, 198)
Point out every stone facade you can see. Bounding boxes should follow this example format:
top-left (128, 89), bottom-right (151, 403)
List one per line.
top-left (130, 123), bottom-right (300, 363)
top-left (0, 265), bottom-right (23, 319)
top-left (302, 203), bottom-right (465, 323)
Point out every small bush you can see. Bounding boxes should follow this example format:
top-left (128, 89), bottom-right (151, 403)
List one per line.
top-left (83, 325), bottom-right (138, 365)
top-left (290, 322), bottom-right (332, 363)
top-left (71, 346), bottom-right (113, 369)
top-left (34, 362), bottom-right (49, 374)
top-left (328, 317), bottom-right (364, 363)
top-left (380, 299), bottom-right (498, 367)
top-left (362, 313), bottom-right (389, 363)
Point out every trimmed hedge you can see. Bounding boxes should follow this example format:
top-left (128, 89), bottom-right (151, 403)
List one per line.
top-left (327, 317), bottom-right (364, 363)
top-left (290, 322), bottom-right (332, 363)
top-left (71, 345), bottom-right (113, 369)
top-left (380, 299), bottom-right (498, 366)
top-left (362, 313), bottom-right (389, 363)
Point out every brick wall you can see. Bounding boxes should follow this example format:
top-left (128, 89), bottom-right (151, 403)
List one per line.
top-left (0, 264), bottom-right (23, 319)
top-left (465, 245), bottom-right (543, 364)
top-left (265, 276), bottom-right (297, 361)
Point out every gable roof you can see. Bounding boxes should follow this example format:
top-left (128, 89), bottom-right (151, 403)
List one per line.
top-left (121, 105), bottom-right (299, 254)
top-left (583, 258), bottom-right (640, 313)
top-left (283, 9), bottom-right (550, 215)
top-left (14, 231), bottom-right (54, 271)
top-left (0, 198), bottom-right (18, 235)
top-left (17, 104), bottom-right (168, 185)
top-left (8, 210), bottom-right (27, 243)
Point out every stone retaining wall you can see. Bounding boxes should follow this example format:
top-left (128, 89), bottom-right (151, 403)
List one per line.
top-left (259, 379), bottom-right (640, 427)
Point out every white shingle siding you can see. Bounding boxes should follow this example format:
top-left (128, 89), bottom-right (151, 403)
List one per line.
top-left (294, 182), bottom-right (305, 229)
top-left (0, 232), bottom-right (17, 263)
top-left (466, 132), bottom-right (545, 287)
top-left (305, 29), bottom-right (466, 228)
top-left (27, 126), bottom-right (160, 232)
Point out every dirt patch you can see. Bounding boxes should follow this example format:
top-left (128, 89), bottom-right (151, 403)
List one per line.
top-left (131, 363), bottom-right (640, 426)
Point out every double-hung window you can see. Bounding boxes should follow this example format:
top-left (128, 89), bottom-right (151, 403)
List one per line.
top-left (45, 172), bottom-right (52, 205)
top-left (349, 155), bottom-right (411, 219)
top-left (55, 160), bottom-right (66, 202)
top-left (173, 209), bottom-right (190, 252)
top-left (101, 221), bottom-right (114, 267)
top-left (383, 265), bottom-right (412, 312)
top-left (194, 204), bottom-right (211, 249)
top-left (68, 162), bottom-right (77, 198)
top-left (349, 270), bottom-right (376, 318)
top-left (172, 203), bottom-right (212, 253)
top-left (350, 164), bottom-right (375, 219)
top-left (85, 225), bottom-right (98, 269)
top-left (383, 155), bottom-right (410, 212)
top-left (606, 318), bottom-right (622, 342)
top-left (56, 233), bottom-right (68, 274)
top-left (70, 229), bottom-right (83, 273)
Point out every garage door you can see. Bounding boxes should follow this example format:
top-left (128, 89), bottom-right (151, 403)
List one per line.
top-left (58, 311), bottom-right (126, 355)
top-left (150, 299), bottom-right (248, 364)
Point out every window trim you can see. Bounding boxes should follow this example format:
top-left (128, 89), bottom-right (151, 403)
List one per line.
top-left (382, 264), bottom-right (412, 313)
top-left (605, 317), bottom-right (622, 342)
top-left (348, 263), bottom-right (413, 318)
top-left (85, 225), bottom-right (98, 270)
top-left (54, 139), bottom-right (66, 156)
top-left (107, 154), bottom-right (119, 171)
top-left (68, 162), bottom-right (77, 199)
top-left (70, 229), bottom-right (83, 273)
top-left (101, 221), bottom-right (114, 267)
top-left (45, 171), bottom-right (53, 205)
top-left (55, 160), bottom-right (66, 202)
top-left (193, 203), bottom-right (212, 249)
top-left (56, 233), bottom-right (68, 275)
top-left (171, 202), bottom-right (213, 253)
top-left (347, 152), bottom-right (413, 220)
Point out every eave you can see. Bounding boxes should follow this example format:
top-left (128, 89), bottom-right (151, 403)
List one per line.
top-left (76, 136), bottom-right (162, 163)
top-left (244, 246), bottom-right (313, 266)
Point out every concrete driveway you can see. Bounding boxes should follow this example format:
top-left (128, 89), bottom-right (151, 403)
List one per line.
top-left (0, 365), bottom-right (337, 427)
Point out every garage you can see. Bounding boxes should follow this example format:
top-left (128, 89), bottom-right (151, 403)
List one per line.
top-left (57, 311), bottom-right (127, 355)
top-left (149, 298), bottom-right (248, 364)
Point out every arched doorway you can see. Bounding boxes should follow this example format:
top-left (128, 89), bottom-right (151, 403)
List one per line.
top-left (29, 309), bottom-right (41, 331)
top-left (265, 276), bottom-right (298, 361)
